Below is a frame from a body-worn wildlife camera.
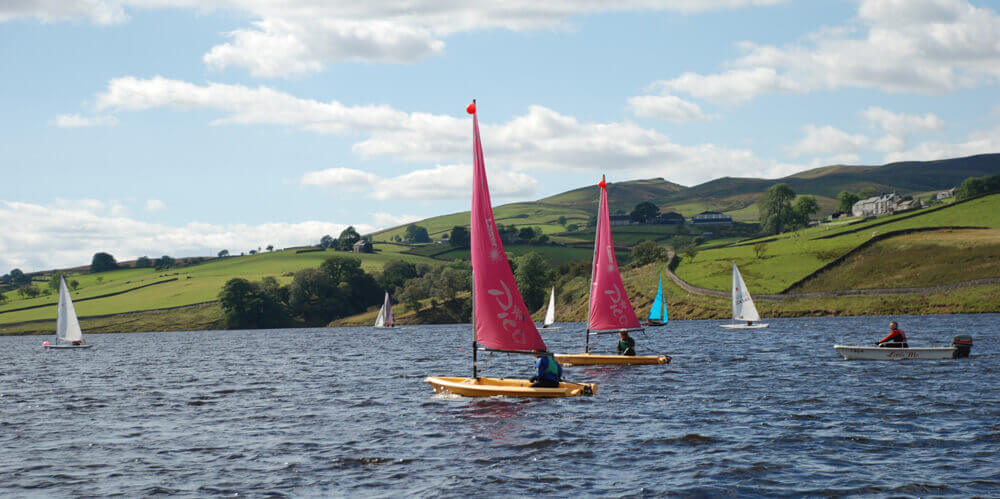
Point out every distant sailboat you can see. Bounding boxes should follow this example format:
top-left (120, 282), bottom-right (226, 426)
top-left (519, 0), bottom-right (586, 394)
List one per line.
top-left (43, 277), bottom-right (92, 349)
top-left (645, 274), bottom-right (668, 327)
top-left (721, 262), bottom-right (769, 329)
top-left (541, 287), bottom-right (558, 328)
top-left (373, 291), bottom-right (394, 328)
top-left (553, 175), bottom-right (670, 366)
top-left (424, 100), bottom-right (595, 397)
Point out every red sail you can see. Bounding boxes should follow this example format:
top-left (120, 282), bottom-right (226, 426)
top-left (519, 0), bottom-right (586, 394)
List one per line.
top-left (588, 176), bottom-right (642, 332)
top-left (469, 104), bottom-right (547, 352)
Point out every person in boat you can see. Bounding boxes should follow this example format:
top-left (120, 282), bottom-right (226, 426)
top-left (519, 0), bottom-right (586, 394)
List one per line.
top-left (877, 321), bottom-right (908, 348)
top-left (617, 330), bottom-right (636, 356)
top-left (530, 351), bottom-right (562, 388)
top-left (71, 340), bottom-right (83, 346)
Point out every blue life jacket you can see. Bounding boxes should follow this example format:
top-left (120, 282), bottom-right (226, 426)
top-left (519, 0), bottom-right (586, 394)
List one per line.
top-left (536, 355), bottom-right (562, 382)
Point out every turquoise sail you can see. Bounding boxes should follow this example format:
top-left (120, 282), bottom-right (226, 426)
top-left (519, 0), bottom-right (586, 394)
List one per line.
top-left (648, 274), bottom-right (667, 323)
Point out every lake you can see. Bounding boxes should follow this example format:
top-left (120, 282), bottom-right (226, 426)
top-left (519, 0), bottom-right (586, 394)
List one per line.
top-left (2, 314), bottom-right (998, 496)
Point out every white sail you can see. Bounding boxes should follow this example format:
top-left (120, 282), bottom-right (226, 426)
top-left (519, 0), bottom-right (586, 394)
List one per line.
top-left (373, 304), bottom-right (385, 327)
top-left (731, 263), bottom-right (760, 322)
top-left (543, 287), bottom-right (556, 326)
top-left (383, 292), bottom-right (394, 326)
top-left (56, 277), bottom-right (83, 343)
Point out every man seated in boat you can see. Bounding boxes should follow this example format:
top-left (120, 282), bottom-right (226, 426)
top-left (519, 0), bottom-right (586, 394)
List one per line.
top-left (71, 340), bottom-right (83, 346)
top-left (617, 330), bottom-right (636, 356)
top-left (530, 351), bottom-right (563, 388)
top-left (877, 321), bottom-right (908, 348)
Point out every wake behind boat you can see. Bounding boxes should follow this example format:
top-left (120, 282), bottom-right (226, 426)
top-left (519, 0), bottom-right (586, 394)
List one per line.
top-left (43, 276), bottom-right (92, 350)
top-left (721, 262), bottom-right (768, 329)
top-left (553, 175), bottom-right (670, 367)
top-left (835, 335), bottom-right (972, 360)
top-left (424, 101), bottom-right (595, 398)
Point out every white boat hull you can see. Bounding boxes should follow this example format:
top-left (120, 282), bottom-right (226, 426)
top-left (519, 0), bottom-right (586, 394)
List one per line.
top-left (721, 323), bottom-right (769, 329)
top-left (834, 345), bottom-right (956, 360)
top-left (44, 344), bottom-right (93, 349)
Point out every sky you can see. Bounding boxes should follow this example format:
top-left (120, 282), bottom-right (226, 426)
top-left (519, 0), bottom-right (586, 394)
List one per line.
top-left (2, 0), bottom-right (1000, 272)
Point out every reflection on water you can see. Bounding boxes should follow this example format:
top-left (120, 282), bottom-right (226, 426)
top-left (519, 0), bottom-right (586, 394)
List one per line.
top-left (1, 314), bottom-right (998, 496)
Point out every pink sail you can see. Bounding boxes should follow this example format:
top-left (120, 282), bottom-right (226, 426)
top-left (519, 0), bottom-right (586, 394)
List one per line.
top-left (469, 102), bottom-right (547, 352)
top-left (588, 176), bottom-right (642, 332)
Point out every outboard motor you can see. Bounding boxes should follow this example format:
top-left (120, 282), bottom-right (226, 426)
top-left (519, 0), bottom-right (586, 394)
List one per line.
top-left (952, 335), bottom-right (973, 358)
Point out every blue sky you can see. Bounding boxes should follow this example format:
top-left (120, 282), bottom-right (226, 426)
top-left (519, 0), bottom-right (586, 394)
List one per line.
top-left (2, 0), bottom-right (999, 271)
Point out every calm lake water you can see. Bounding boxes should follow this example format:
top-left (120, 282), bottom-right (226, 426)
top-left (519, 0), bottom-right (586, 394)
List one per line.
top-left (2, 314), bottom-right (998, 496)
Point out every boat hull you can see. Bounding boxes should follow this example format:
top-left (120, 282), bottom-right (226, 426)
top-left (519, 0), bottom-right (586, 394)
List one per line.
top-left (425, 376), bottom-right (596, 397)
top-left (553, 353), bottom-right (670, 366)
top-left (44, 344), bottom-right (93, 349)
top-left (644, 320), bottom-right (666, 327)
top-left (833, 345), bottom-right (957, 360)
top-left (721, 323), bottom-right (769, 329)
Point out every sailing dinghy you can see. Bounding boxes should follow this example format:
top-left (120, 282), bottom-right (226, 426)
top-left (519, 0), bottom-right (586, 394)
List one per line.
top-left (644, 274), bottom-right (668, 327)
top-left (553, 176), bottom-right (670, 366)
top-left (720, 263), bottom-right (769, 329)
top-left (834, 335), bottom-right (972, 360)
top-left (373, 291), bottom-right (394, 328)
top-left (425, 101), bottom-right (595, 398)
top-left (540, 287), bottom-right (559, 329)
top-left (43, 277), bottom-right (92, 349)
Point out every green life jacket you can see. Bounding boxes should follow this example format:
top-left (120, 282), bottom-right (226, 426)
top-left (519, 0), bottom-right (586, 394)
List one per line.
top-left (544, 355), bottom-right (560, 378)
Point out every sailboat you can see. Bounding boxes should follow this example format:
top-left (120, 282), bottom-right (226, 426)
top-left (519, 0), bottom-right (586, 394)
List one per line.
top-left (373, 291), bottom-right (394, 328)
top-left (644, 274), bottom-right (668, 327)
top-left (43, 276), bottom-right (92, 349)
top-left (553, 176), bottom-right (670, 366)
top-left (425, 100), bottom-right (596, 398)
top-left (541, 287), bottom-right (558, 329)
top-left (720, 262), bottom-right (769, 329)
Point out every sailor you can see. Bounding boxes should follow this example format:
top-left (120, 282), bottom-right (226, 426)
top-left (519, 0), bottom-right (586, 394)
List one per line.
top-left (72, 340), bottom-right (83, 346)
top-left (530, 351), bottom-right (562, 388)
top-left (877, 321), bottom-right (908, 348)
top-left (617, 330), bottom-right (636, 356)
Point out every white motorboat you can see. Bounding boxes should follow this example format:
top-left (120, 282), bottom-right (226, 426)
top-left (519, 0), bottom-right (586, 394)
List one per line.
top-left (834, 336), bottom-right (972, 360)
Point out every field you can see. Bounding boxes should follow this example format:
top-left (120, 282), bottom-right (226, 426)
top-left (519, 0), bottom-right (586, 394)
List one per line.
top-left (0, 244), bottom-right (440, 327)
top-left (674, 194), bottom-right (1000, 293)
top-left (370, 202), bottom-right (591, 242)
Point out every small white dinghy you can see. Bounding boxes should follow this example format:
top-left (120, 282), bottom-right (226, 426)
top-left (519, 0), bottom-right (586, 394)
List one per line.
top-left (721, 263), bottom-right (768, 329)
top-left (834, 335), bottom-right (972, 360)
top-left (43, 277), bottom-right (92, 349)
top-left (540, 287), bottom-right (559, 329)
top-left (373, 291), bottom-right (395, 328)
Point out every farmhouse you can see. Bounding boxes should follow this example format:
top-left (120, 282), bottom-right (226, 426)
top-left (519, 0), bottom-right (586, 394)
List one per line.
top-left (352, 239), bottom-right (374, 253)
top-left (852, 193), bottom-right (901, 217)
top-left (609, 214), bottom-right (634, 226)
top-left (690, 211), bottom-right (733, 225)
top-left (653, 212), bottom-right (685, 225)
top-left (936, 187), bottom-right (956, 200)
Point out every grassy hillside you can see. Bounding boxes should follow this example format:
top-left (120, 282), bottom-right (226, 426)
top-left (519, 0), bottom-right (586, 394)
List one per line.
top-left (675, 194), bottom-right (1000, 293)
top-left (0, 243), bottom-right (440, 327)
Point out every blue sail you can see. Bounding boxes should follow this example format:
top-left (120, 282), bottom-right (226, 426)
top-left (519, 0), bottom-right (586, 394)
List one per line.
top-left (648, 274), bottom-right (666, 322)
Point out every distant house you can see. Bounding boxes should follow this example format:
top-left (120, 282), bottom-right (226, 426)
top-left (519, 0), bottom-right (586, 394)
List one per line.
top-left (690, 211), bottom-right (733, 225)
top-left (852, 193), bottom-right (901, 217)
top-left (352, 239), bottom-right (373, 253)
top-left (936, 188), bottom-right (956, 200)
top-left (609, 214), bottom-right (634, 226)
top-left (895, 199), bottom-right (922, 212)
top-left (652, 212), bottom-right (685, 225)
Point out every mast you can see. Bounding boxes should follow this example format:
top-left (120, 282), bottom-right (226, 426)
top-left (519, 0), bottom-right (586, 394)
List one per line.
top-left (585, 175), bottom-right (604, 352)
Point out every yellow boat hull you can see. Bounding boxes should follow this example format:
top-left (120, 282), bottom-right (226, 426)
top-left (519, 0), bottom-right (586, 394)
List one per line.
top-left (425, 376), bottom-right (596, 398)
top-left (553, 353), bottom-right (671, 366)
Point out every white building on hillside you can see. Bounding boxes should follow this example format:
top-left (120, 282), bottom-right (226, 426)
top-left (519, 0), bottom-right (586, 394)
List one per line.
top-left (852, 193), bottom-right (901, 217)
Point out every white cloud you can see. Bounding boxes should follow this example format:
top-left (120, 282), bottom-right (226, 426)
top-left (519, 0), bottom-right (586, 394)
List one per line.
top-left (0, 199), bottom-right (373, 272)
top-left (788, 125), bottom-right (869, 157)
top-left (861, 106), bottom-right (945, 153)
top-left (371, 212), bottom-right (423, 227)
top-left (299, 165), bottom-right (539, 200)
top-left (883, 124), bottom-right (1000, 163)
top-left (3, 1), bottom-right (791, 76)
top-left (145, 199), bottom-right (166, 211)
top-left (50, 113), bottom-right (118, 128)
top-left (88, 76), bottom-right (785, 185)
top-left (627, 94), bottom-right (715, 122)
top-left (654, 0), bottom-right (1000, 104)
top-left (300, 168), bottom-right (379, 189)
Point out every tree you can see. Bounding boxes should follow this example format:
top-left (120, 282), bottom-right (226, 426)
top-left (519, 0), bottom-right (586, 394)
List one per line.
top-left (0, 292), bottom-right (6, 304)
top-left (857, 187), bottom-right (878, 199)
top-left (557, 216), bottom-right (568, 226)
top-left (249, 249), bottom-right (258, 255)
top-left (449, 226), bottom-right (470, 248)
top-left (69, 279), bottom-right (80, 290)
top-left (218, 278), bottom-right (289, 329)
top-left (48, 271), bottom-right (68, 291)
top-left (154, 255), bottom-right (176, 270)
top-left (792, 195), bottom-right (820, 228)
top-left (565, 223), bottom-right (579, 232)
top-left (0, 273), bottom-right (9, 285)
top-left (23, 285), bottom-right (40, 298)
top-left (955, 174), bottom-right (1000, 200)
top-left (753, 242), bottom-right (768, 259)
top-left (630, 201), bottom-right (660, 224)
top-left (266, 245), bottom-right (274, 252)
top-left (135, 256), bottom-right (152, 268)
top-left (518, 227), bottom-right (537, 241)
top-left (760, 183), bottom-right (797, 235)
top-left (404, 224), bottom-right (431, 243)
top-left (9, 268), bottom-right (29, 286)
top-left (379, 260), bottom-right (418, 294)
top-left (514, 252), bottom-right (549, 312)
top-left (631, 241), bottom-right (667, 268)
top-left (337, 226), bottom-right (362, 250)
top-left (218, 249), bottom-right (230, 258)
top-left (288, 269), bottom-right (338, 322)
top-left (837, 191), bottom-right (860, 214)
top-left (319, 234), bottom-right (335, 249)
top-left (90, 252), bottom-right (119, 273)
